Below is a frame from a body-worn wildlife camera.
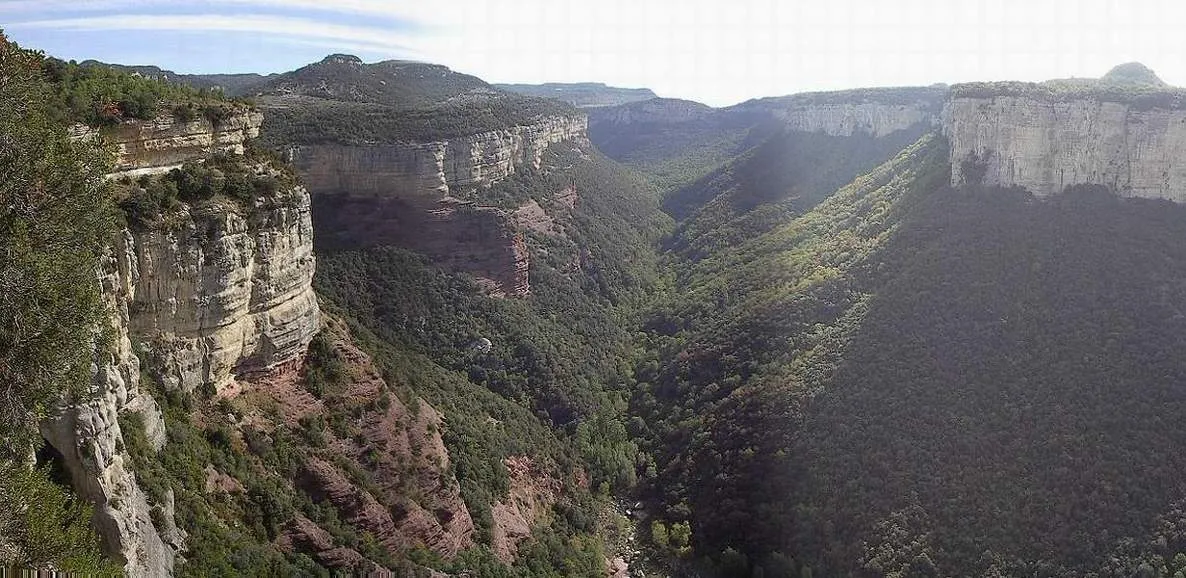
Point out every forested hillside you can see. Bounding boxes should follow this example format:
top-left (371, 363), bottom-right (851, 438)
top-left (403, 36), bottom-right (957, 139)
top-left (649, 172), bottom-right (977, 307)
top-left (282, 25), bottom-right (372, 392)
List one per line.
top-left (633, 121), bottom-right (1186, 575)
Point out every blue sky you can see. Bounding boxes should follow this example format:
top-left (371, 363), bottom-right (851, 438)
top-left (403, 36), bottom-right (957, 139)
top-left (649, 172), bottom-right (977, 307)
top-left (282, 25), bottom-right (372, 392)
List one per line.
top-left (3, 0), bottom-right (1185, 106)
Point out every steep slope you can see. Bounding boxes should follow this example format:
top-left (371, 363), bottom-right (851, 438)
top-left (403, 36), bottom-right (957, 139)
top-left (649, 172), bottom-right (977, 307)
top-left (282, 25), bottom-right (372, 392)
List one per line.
top-left (588, 86), bottom-right (945, 197)
top-left (634, 136), bottom-right (949, 576)
top-left (789, 183), bottom-right (1186, 576)
top-left (587, 97), bottom-right (763, 191)
top-left (6, 49), bottom-right (514, 577)
top-left (288, 114), bottom-right (586, 297)
top-left (637, 68), bottom-right (1186, 577)
top-left (646, 87), bottom-right (943, 265)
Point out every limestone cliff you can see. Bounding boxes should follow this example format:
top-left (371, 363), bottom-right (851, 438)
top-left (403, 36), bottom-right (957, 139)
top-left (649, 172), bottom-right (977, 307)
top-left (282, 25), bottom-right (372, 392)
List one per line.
top-left (772, 101), bottom-right (936, 137)
top-left (41, 233), bottom-right (174, 578)
top-left (44, 140), bottom-right (320, 575)
top-left (946, 94), bottom-right (1186, 200)
top-left (289, 114), bottom-right (586, 296)
top-left (127, 191), bottom-right (321, 393)
top-left (730, 87), bottom-right (945, 138)
top-left (70, 109), bottom-right (263, 176)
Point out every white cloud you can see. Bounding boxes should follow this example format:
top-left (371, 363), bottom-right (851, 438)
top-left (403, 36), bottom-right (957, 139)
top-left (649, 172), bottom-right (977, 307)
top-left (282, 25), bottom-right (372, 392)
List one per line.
top-left (16, 13), bottom-right (424, 55)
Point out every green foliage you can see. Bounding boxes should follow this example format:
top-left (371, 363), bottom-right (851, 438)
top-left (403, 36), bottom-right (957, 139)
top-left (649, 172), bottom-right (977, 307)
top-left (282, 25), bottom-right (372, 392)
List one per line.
top-left (114, 151), bottom-right (299, 230)
top-left (315, 145), bottom-right (667, 497)
top-left (303, 333), bottom-right (346, 399)
top-left (0, 35), bottom-right (116, 454)
top-left (0, 463), bottom-right (117, 574)
top-left (122, 374), bottom-right (320, 576)
top-left (636, 118), bottom-right (1186, 576)
top-left (787, 183), bottom-right (1186, 575)
top-left (41, 57), bottom-right (238, 126)
top-left (252, 54), bottom-right (576, 144)
top-left (260, 56), bottom-right (494, 108)
top-left (260, 95), bottom-right (577, 145)
top-left (951, 78), bottom-right (1186, 109)
top-left (663, 122), bottom-right (932, 260)
top-left (587, 99), bottom-right (758, 192)
top-left (632, 135), bottom-right (949, 572)
top-left (312, 140), bottom-right (666, 571)
top-left (651, 521), bottom-right (669, 548)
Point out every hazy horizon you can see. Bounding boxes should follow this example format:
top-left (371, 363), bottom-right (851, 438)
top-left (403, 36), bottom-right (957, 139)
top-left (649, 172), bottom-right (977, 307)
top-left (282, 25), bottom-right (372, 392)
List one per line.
top-left (2, 0), bottom-right (1184, 106)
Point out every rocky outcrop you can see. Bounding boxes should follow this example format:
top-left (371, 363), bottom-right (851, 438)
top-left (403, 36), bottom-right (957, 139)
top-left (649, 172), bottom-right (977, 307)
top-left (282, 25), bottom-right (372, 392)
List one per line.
top-left (588, 98), bottom-right (714, 126)
top-left (41, 183), bottom-right (320, 575)
top-left (291, 114), bottom-right (585, 296)
top-left (277, 515), bottom-right (368, 570)
top-left (41, 233), bottom-right (173, 578)
top-left (773, 102), bottom-right (935, 137)
top-left (71, 109), bottom-right (263, 176)
top-left (127, 191), bottom-right (321, 393)
top-left (946, 94), bottom-right (1186, 200)
top-left (291, 115), bottom-right (585, 197)
top-left (491, 456), bottom-right (559, 563)
top-left (46, 108), bottom-right (319, 576)
top-left (252, 320), bottom-right (474, 562)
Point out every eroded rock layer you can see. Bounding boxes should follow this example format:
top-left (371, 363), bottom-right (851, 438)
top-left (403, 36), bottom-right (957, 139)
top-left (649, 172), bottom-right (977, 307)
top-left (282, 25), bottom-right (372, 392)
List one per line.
top-left (41, 234), bottom-right (173, 578)
top-left (127, 192), bottom-right (321, 393)
top-left (289, 115), bottom-right (586, 296)
top-left (72, 109), bottom-right (263, 176)
top-left (946, 95), bottom-right (1186, 200)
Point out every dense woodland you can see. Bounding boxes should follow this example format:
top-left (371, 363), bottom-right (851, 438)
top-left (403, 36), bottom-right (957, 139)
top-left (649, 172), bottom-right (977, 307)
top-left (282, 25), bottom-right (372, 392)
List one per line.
top-left (632, 128), bottom-right (1186, 576)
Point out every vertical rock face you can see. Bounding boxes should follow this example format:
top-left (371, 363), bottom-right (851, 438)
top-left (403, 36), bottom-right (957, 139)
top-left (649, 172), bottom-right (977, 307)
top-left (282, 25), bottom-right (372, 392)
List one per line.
top-left (128, 191), bottom-right (322, 393)
top-left (945, 95), bottom-right (1186, 200)
top-left (48, 110), bottom-right (321, 575)
top-left (44, 187), bottom-right (322, 575)
top-left (41, 232), bottom-right (173, 578)
top-left (729, 88), bottom-right (946, 137)
top-left (290, 115), bottom-right (585, 196)
top-left (70, 110), bottom-right (264, 176)
top-left (771, 102), bottom-right (938, 138)
top-left (289, 114), bottom-right (587, 297)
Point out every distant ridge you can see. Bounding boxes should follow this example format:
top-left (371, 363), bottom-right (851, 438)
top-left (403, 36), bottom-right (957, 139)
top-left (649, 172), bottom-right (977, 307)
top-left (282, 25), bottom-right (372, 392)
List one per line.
top-left (496, 82), bottom-right (657, 108)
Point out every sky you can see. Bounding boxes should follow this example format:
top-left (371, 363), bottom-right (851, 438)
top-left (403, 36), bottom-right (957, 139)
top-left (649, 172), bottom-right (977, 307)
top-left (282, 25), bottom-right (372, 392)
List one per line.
top-left (2, 0), bottom-right (1185, 106)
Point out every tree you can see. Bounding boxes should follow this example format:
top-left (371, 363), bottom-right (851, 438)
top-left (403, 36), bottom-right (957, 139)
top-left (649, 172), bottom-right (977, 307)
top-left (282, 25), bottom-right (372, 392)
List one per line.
top-left (651, 520), bottom-right (670, 548)
top-left (0, 33), bottom-right (115, 452)
top-left (0, 31), bottom-right (115, 570)
top-left (670, 521), bottom-right (692, 550)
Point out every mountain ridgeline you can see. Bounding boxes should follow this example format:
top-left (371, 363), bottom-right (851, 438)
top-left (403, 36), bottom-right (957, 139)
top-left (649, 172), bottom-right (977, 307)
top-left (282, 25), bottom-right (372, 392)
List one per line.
top-left (9, 40), bottom-right (1186, 578)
